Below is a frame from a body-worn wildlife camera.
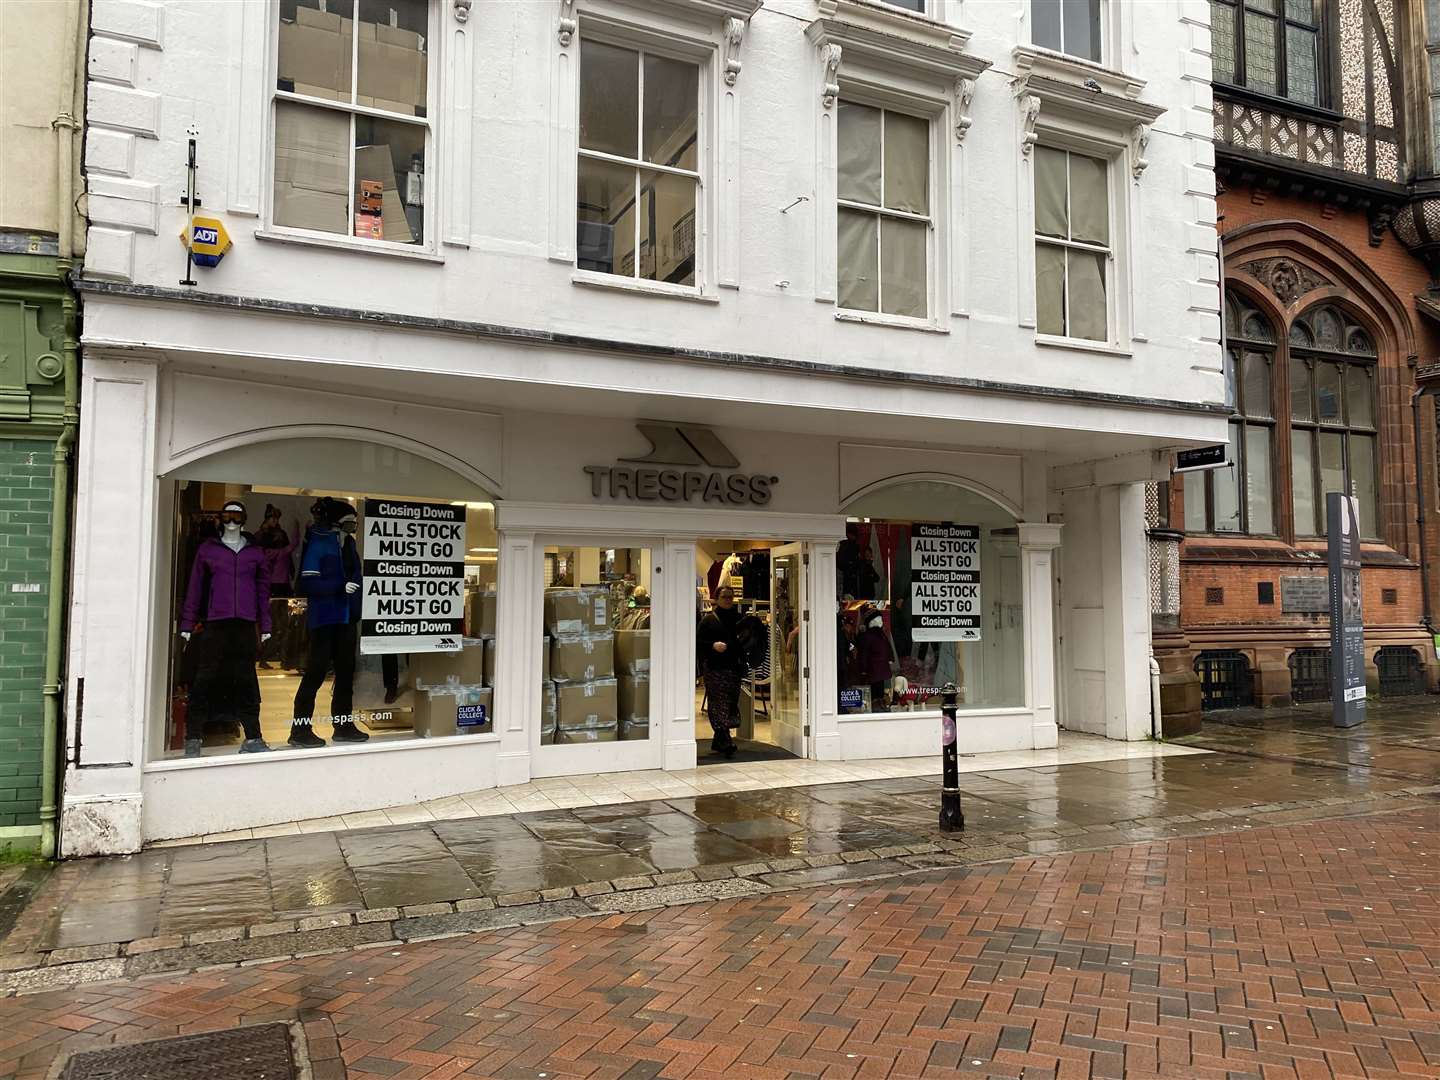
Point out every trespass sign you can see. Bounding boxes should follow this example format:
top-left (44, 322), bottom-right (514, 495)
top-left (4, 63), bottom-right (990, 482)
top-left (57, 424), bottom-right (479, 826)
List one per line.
top-left (910, 523), bottom-right (982, 642)
top-left (359, 498), bottom-right (466, 655)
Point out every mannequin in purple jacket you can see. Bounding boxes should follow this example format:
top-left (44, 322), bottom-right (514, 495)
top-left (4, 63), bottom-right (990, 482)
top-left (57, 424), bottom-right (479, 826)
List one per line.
top-left (179, 500), bottom-right (273, 756)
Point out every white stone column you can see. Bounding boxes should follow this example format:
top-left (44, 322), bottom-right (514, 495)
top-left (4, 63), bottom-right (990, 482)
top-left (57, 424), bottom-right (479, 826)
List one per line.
top-left (61, 354), bottom-right (158, 856)
top-left (809, 540), bottom-right (840, 760)
top-left (493, 528), bottom-right (538, 786)
top-left (1018, 522), bottom-right (1062, 750)
top-left (1100, 483), bottom-right (1152, 740)
top-left (661, 538), bottom-right (698, 771)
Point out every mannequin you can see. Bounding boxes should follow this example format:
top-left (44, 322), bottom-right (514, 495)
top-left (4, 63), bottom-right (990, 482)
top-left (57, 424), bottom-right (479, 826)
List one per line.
top-left (290, 497), bottom-right (368, 747)
top-left (180, 499), bottom-right (272, 755)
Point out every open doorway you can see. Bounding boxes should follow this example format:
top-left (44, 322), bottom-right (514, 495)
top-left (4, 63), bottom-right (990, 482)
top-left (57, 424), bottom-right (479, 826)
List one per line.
top-left (695, 538), bottom-right (807, 764)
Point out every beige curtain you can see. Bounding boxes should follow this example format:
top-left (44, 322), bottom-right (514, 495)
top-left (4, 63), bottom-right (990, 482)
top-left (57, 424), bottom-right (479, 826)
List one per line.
top-left (1067, 249), bottom-right (1106, 341)
top-left (838, 102), bottom-right (882, 205)
top-left (1034, 243), bottom-right (1065, 336)
top-left (1068, 153), bottom-right (1109, 245)
top-left (883, 111), bottom-right (928, 214)
top-left (838, 209), bottom-right (878, 311)
top-left (1034, 147), bottom-right (1068, 239)
top-left (880, 217), bottom-right (926, 318)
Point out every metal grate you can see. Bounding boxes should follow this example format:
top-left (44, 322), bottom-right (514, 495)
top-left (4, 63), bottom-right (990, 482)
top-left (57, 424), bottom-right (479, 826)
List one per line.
top-left (1382, 588), bottom-right (1398, 605)
top-left (1289, 648), bottom-right (1332, 703)
top-left (1377, 646), bottom-right (1425, 697)
top-left (1194, 650), bottom-right (1254, 710)
top-left (1205, 587), bottom-right (1225, 605)
top-left (61, 1024), bottom-right (296, 1080)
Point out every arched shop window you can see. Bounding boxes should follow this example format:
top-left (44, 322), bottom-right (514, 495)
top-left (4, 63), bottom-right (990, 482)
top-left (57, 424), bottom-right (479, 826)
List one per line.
top-left (1288, 304), bottom-right (1379, 538)
top-left (161, 437), bottom-right (499, 761)
top-left (838, 481), bottom-right (1024, 715)
top-left (1185, 293), bottom-right (1276, 535)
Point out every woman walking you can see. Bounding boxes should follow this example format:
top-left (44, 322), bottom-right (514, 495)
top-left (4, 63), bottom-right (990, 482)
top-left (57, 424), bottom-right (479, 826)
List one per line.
top-left (697, 586), bottom-right (744, 756)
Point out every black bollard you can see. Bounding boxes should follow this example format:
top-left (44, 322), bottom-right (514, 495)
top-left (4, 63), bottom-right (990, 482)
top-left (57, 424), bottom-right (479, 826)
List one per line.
top-left (938, 682), bottom-right (964, 831)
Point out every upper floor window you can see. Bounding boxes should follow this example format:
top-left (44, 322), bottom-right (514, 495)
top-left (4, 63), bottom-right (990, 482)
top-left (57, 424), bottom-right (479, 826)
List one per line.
top-left (576, 40), bottom-right (700, 287)
top-left (1034, 145), bottom-right (1109, 342)
top-left (1032, 0), bottom-right (1101, 63)
top-left (882, 0), bottom-right (927, 12)
top-left (273, 0), bottom-right (432, 247)
top-left (1210, 0), bottom-right (1324, 107)
top-left (836, 101), bottom-right (931, 320)
top-left (1186, 296), bottom-right (1276, 535)
top-left (1289, 306), bottom-right (1379, 538)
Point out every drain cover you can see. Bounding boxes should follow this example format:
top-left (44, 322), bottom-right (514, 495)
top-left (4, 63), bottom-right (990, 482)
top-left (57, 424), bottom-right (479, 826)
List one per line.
top-left (61, 1023), bottom-right (296, 1080)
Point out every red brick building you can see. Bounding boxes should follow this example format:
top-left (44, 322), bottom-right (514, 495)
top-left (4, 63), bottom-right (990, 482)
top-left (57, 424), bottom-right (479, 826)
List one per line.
top-left (1158, 0), bottom-right (1440, 726)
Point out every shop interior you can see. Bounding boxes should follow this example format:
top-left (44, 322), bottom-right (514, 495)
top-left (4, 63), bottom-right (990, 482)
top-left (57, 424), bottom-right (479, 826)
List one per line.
top-left (167, 481), bottom-right (497, 758)
top-left (694, 538), bottom-right (804, 764)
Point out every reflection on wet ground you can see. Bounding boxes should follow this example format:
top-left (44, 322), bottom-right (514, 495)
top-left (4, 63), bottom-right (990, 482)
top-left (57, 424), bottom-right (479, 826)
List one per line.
top-left (8, 736), bottom-right (1432, 956)
top-left (1178, 695), bottom-right (1440, 777)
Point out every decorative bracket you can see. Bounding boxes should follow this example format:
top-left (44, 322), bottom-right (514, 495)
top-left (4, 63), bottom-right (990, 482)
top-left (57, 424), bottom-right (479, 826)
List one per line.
top-left (821, 43), bottom-right (842, 109)
top-left (1130, 122), bottom-right (1150, 179)
top-left (558, 0), bottom-right (577, 46)
top-left (1019, 94), bottom-right (1040, 155)
top-left (954, 76), bottom-right (976, 142)
top-left (723, 17), bottom-right (745, 85)
top-left (454, 0), bottom-right (471, 21)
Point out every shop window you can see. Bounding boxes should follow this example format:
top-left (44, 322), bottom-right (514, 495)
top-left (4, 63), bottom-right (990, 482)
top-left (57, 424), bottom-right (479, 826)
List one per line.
top-left (540, 546), bottom-right (654, 745)
top-left (1185, 295), bottom-right (1276, 535)
top-left (164, 441), bottom-right (497, 759)
top-left (1032, 0), bottom-right (1102, 62)
top-left (1209, 0), bottom-right (1325, 107)
top-left (1194, 650), bottom-right (1253, 710)
top-left (837, 482), bottom-right (1024, 715)
top-left (272, 0), bottom-right (432, 247)
top-left (836, 101), bottom-right (932, 319)
top-left (1288, 305), bottom-right (1379, 539)
top-left (1034, 146), bottom-right (1110, 342)
top-left (576, 40), bottom-right (700, 287)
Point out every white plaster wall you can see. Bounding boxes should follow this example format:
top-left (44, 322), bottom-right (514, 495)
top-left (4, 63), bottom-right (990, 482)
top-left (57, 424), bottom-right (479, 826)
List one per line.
top-left (83, 0), bottom-right (1221, 409)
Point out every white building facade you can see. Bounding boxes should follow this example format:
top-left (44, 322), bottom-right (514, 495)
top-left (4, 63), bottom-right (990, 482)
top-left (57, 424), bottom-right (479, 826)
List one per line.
top-left (65, 0), bottom-right (1225, 855)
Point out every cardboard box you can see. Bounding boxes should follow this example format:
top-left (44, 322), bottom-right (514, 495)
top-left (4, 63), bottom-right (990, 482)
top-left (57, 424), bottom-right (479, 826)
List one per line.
top-left (619, 673), bottom-right (649, 741)
top-left (465, 587), bottom-right (496, 637)
top-left (555, 722), bottom-right (618, 744)
top-left (556, 678), bottom-right (618, 732)
top-left (545, 587), bottom-right (609, 635)
top-left (615, 629), bottom-right (650, 674)
top-left (272, 102), bottom-right (349, 234)
top-left (414, 684), bottom-right (490, 737)
top-left (540, 680), bottom-right (557, 744)
top-left (456, 687), bottom-right (492, 733)
top-left (409, 638), bottom-right (484, 687)
top-left (352, 144), bottom-right (413, 244)
top-left (550, 633), bottom-right (614, 683)
top-left (277, 13), bottom-right (352, 100)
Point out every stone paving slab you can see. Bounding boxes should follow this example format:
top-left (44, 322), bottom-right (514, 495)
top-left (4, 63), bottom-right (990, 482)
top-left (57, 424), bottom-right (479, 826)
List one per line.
top-left (2, 805), bottom-right (1438, 1079)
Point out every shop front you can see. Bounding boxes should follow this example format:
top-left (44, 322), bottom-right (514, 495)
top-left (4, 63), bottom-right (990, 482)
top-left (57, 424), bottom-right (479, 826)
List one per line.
top-left (63, 361), bottom-right (1071, 852)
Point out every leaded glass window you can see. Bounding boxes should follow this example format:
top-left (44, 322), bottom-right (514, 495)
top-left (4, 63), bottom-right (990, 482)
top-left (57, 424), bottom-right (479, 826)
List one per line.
top-left (1210, 0), bottom-right (1325, 106)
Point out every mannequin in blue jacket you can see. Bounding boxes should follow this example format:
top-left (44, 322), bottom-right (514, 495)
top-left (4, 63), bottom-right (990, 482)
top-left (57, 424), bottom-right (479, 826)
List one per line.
top-left (290, 498), bottom-right (369, 747)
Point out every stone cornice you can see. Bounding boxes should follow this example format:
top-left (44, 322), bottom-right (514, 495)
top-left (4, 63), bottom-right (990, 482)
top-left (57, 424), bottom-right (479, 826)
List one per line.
top-left (805, 6), bottom-right (989, 83)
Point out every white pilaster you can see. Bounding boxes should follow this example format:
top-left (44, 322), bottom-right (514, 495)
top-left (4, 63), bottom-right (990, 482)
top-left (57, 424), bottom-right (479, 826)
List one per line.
top-left (493, 529), bottom-right (538, 784)
top-left (1100, 483), bottom-right (1151, 740)
top-left (662, 538), bottom-right (698, 771)
top-left (1018, 522), bottom-right (1062, 749)
top-left (809, 540), bottom-right (839, 759)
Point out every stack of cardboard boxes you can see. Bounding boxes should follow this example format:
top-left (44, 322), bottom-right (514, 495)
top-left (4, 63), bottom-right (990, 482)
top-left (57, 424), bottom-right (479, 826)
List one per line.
top-left (615, 628), bottom-right (650, 740)
top-left (408, 583), bottom-right (495, 737)
top-left (273, 6), bottom-right (424, 242)
top-left (543, 587), bottom-right (617, 743)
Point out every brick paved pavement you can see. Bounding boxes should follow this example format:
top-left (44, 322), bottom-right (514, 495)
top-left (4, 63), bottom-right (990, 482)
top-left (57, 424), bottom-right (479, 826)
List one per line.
top-left (3, 806), bottom-right (1439, 1079)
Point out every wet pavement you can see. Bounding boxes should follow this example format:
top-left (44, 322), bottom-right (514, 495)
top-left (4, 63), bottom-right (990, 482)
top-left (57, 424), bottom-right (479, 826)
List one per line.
top-left (1178, 694), bottom-right (1440, 778)
top-left (4, 744), bottom-right (1433, 962)
top-left (3, 804), bottom-right (1438, 1079)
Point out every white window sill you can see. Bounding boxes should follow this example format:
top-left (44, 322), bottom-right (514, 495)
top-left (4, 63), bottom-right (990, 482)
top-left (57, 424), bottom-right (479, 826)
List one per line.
top-left (1034, 333), bottom-right (1131, 357)
top-left (145, 730), bottom-right (499, 771)
top-left (835, 309), bottom-right (948, 334)
top-left (838, 706), bottom-right (1029, 722)
top-left (255, 227), bottom-right (445, 264)
top-left (571, 270), bottom-right (719, 304)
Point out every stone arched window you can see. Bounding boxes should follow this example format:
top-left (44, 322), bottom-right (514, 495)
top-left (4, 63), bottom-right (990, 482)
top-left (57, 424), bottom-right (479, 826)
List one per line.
top-left (1185, 293), bottom-right (1277, 535)
top-left (1287, 304), bottom-right (1379, 537)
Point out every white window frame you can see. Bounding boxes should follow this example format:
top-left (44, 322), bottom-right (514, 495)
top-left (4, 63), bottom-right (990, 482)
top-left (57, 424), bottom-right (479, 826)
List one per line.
top-left (553, 0), bottom-right (732, 301)
top-left (261, 0), bottom-right (442, 259)
top-left (1032, 143), bottom-right (1115, 346)
top-left (835, 98), bottom-right (938, 325)
top-left (1030, 0), bottom-right (1109, 66)
top-left (574, 38), bottom-right (706, 293)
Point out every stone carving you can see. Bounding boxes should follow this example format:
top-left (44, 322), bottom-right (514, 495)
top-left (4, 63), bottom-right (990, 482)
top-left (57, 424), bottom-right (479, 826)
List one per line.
top-left (558, 0), bottom-right (577, 46)
top-left (821, 43), bottom-right (842, 109)
top-left (723, 18), bottom-right (745, 86)
top-left (1130, 123), bottom-right (1150, 179)
top-left (454, 0), bottom-right (471, 21)
top-left (1020, 94), bottom-right (1040, 155)
top-left (955, 77), bottom-right (975, 143)
top-left (1239, 257), bottom-right (1331, 305)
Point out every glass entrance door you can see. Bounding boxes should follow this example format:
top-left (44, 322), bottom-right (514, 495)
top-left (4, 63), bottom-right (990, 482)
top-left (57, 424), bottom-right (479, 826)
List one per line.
top-left (769, 544), bottom-right (807, 757)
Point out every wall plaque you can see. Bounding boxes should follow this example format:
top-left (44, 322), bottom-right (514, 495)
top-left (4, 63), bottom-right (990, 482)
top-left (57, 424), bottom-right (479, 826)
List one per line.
top-left (1281, 575), bottom-right (1329, 613)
